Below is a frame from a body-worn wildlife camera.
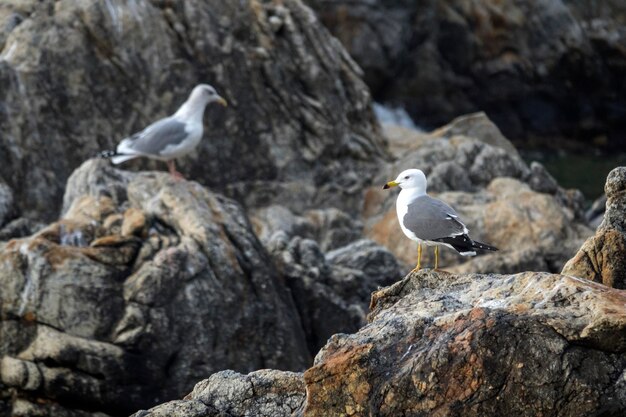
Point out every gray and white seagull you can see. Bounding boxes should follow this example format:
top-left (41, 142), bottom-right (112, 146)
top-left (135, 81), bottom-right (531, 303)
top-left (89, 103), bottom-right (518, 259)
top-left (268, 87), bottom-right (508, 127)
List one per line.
top-left (101, 84), bottom-right (227, 179)
top-left (383, 168), bottom-right (497, 271)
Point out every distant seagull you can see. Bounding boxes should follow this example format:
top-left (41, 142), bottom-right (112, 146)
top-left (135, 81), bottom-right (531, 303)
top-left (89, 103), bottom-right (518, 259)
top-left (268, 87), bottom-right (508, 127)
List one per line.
top-left (383, 168), bottom-right (497, 271)
top-left (100, 84), bottom-right (227, 179)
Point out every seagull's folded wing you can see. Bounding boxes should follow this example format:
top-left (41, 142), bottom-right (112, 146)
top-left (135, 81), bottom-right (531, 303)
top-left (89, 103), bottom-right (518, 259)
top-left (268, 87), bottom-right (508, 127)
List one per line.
top-left (402, 195), bottom-right (467, 240)
top-left (117, 118), bottom-right (188, 156)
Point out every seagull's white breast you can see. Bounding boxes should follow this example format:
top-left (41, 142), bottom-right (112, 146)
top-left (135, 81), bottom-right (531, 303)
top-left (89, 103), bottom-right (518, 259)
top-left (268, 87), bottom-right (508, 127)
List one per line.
top-left (396, 189), bottom-right (422, 243)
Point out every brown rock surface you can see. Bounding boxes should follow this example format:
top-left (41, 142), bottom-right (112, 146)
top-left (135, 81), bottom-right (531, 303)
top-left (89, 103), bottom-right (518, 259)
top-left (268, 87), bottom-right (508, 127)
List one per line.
top-left (562, 167), bottom-right (626, 288)
top-left (132, 269), bottom-right (626, 416)
top-left (304, 270), bottom-right (626, 416)
top-left (0, 159), bottom-right (310, 416)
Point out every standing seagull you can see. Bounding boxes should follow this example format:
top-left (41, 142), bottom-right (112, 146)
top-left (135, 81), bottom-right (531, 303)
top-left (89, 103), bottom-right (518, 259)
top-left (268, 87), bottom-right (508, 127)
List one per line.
top-left (383, 168), bottom-right (497, 271)
top-left (101, 84), bottom-right (227, 179)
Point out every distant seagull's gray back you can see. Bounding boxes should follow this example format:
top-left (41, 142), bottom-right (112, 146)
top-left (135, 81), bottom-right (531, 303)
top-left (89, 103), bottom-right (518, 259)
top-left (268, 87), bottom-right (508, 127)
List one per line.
top-left (113, 118), bottom-right (188, 164)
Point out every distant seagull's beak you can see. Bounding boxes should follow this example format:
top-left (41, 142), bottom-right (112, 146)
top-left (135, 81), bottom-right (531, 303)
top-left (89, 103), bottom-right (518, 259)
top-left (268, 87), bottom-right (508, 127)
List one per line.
top-left (383, 180), bottom-right (399, 190)
top-left (216, 96), bottom-right (228, 107)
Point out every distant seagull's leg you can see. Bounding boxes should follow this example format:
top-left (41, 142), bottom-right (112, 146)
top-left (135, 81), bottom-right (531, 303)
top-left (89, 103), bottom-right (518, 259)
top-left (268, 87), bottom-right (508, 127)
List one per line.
top-left (434, 246), bottom-right (439, 270)
top-left (166, 160), bottom-right (185, 180)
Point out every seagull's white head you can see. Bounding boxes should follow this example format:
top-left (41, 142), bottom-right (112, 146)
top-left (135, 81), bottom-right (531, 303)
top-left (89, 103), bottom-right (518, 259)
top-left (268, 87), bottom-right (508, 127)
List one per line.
top-left (383, 169), bottom-right (427, 193)
top-left (189, 84), bottom-right (228, 107)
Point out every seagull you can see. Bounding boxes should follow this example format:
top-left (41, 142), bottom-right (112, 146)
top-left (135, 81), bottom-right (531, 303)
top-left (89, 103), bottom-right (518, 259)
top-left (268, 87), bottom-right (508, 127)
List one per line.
top-left (100, 84), bottom-right (227, 179)
top-left (383, 168), bottom-right (498, 271)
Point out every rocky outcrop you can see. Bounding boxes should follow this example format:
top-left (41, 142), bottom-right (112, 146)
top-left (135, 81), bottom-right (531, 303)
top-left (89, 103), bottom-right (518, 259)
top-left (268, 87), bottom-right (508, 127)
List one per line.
top-left (132, 369), bottom-right (306, 417)
top-left (364, 113), bottom-right (592, 273)
top-left (306, 0), bottom-right (626, 148)
top-left (0, 159), bottom-right (404, 416)
top-left (133, 269), bottom-right (626, 416)
top-left (267, 234), bottom-right (400, 353)
top-left (0, 160), bottom-right (310, 416)
top-left (562, 167), bottom-right (626, 288)
top-left (0, 0), bottom-right (385, 221)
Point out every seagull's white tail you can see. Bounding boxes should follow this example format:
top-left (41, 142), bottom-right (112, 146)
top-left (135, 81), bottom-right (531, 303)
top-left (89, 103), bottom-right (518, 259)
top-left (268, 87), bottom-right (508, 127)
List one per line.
top-left (111, 154), bottom-right (138, 164)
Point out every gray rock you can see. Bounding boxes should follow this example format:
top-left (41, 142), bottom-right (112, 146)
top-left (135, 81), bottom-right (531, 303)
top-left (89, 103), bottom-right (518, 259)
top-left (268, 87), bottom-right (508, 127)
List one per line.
top-left (267, 234), bottom-right (400, 354)
top-left (0, 217), bottom-right (45, 241)
top-left (0, 0), bottom-right (385, 221)
top-left (132, 369), bottom-right (305, 417)
top-left (252, 205), bottom-right (362, 252)
top-left (0, 180), bottom-right (13, 227)
top-left (134, 269), bottom-right (626, 416)
top-left (585, 194), bottom-right (607, 229)
top-left (0, 160), bottom-right (309, 415)
top-left (306, 0), bottom-right (626, 148)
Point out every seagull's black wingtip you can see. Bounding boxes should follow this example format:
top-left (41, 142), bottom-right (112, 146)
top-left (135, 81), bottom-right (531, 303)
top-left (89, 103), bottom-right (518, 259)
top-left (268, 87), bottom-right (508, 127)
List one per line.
top-left (98, 150), bottom-right (117, 159)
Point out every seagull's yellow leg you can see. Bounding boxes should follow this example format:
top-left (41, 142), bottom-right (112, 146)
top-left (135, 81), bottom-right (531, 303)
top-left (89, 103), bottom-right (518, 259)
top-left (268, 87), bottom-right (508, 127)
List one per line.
top-left (411, 243), bottom-right (422, 272)
top-left (434, 245), bottom-right (439, 270)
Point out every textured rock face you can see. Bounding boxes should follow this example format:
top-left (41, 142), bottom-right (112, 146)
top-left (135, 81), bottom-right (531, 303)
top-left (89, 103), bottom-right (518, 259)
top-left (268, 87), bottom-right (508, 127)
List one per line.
top-left (0, 0), bottom-right (384, 221)
top-left (304, 270), bottom-right (626, 416)
top-left (306, 0), bottom-right (626, 147)
top-left (132, 370), bottom-right (306, 417)
top-left (0, 159), bottom-right (310, 416)
top-left (131, 269), bottom-right (626, 416)
top-left (267, 234), bottom-right (401, 353)
top-left (562, 167), bottom-right (626, 288)
top-left (364, 113), bottom-right (592, 273)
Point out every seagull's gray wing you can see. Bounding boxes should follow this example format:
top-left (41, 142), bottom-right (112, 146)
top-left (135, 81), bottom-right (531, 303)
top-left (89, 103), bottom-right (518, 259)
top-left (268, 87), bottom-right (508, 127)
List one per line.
top-left (118, 117), bottom-right (188, 156)
top-left (402, 195), bottom-right (466, 241)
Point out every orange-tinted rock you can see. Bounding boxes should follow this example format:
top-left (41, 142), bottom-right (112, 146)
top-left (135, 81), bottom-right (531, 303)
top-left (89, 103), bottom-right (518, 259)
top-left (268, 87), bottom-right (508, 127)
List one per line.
top-left (121, 208), bottom-right (147, 238)
top-left (563, 167), bottom-right (626, 288)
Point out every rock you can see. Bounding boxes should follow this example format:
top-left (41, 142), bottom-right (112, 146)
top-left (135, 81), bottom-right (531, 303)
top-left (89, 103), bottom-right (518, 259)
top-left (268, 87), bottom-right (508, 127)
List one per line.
top-left (131, 369), bottom-right (305, 417)
top-left (0, 216), bottom-right (45, 241)
top-left (252, 205), bottom-right (363, 252)
top-left (0, 180), bottom-right (13, 227)
top-left (267, 234), bottom-right (400, 354)
top-left (0, 0), bottom-right (384, 222)
top-left (306, 0), bottom-right (626, 149)
top-left (562, 167), bottom-right (626, 288)
top-left (585, 194), bottom-right (607, 229)
top-left (131, 269), bottom-right (626, 416)
top-left (0, 159), bottom-right (310, 416)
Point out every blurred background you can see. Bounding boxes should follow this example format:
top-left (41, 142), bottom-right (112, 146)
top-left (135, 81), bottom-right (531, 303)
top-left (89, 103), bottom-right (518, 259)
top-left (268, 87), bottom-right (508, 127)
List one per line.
top-left (307, 0), bottom-right (626, 200)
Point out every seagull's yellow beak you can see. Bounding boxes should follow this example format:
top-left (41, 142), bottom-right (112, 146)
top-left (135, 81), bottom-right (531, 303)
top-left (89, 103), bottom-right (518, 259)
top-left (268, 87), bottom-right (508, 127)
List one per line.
top-left (216, 96), bottom-right (228, 107)
top-left (383, 180), bottom-right (399, 190)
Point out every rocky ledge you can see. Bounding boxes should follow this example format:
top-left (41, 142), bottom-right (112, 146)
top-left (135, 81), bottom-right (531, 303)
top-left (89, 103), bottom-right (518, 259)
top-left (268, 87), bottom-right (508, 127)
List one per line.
top-left (135, 268), bottom-right (626, 416)
top-left (129, 165), bottom-right (626, 417)
top-left (0, 160), bottom-right (400, 416)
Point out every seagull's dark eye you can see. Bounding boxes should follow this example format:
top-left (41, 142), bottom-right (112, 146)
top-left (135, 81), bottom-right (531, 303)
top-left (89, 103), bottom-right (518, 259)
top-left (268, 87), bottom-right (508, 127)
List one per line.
top-left (404, 176), bottom-right (409, 179)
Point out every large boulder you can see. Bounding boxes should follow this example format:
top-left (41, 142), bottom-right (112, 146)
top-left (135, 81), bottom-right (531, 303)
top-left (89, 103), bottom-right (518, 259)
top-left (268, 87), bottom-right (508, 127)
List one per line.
top-left (0, 0), bottom-right (385, 221)
top-left (562, 167), bottom-right (626, 288)
top-left (131, 269), bottom-right (626, 416)
top-left (0, 159), bottom-right (310, 415)
top-left (305, 0), bottom-right (626, 148)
